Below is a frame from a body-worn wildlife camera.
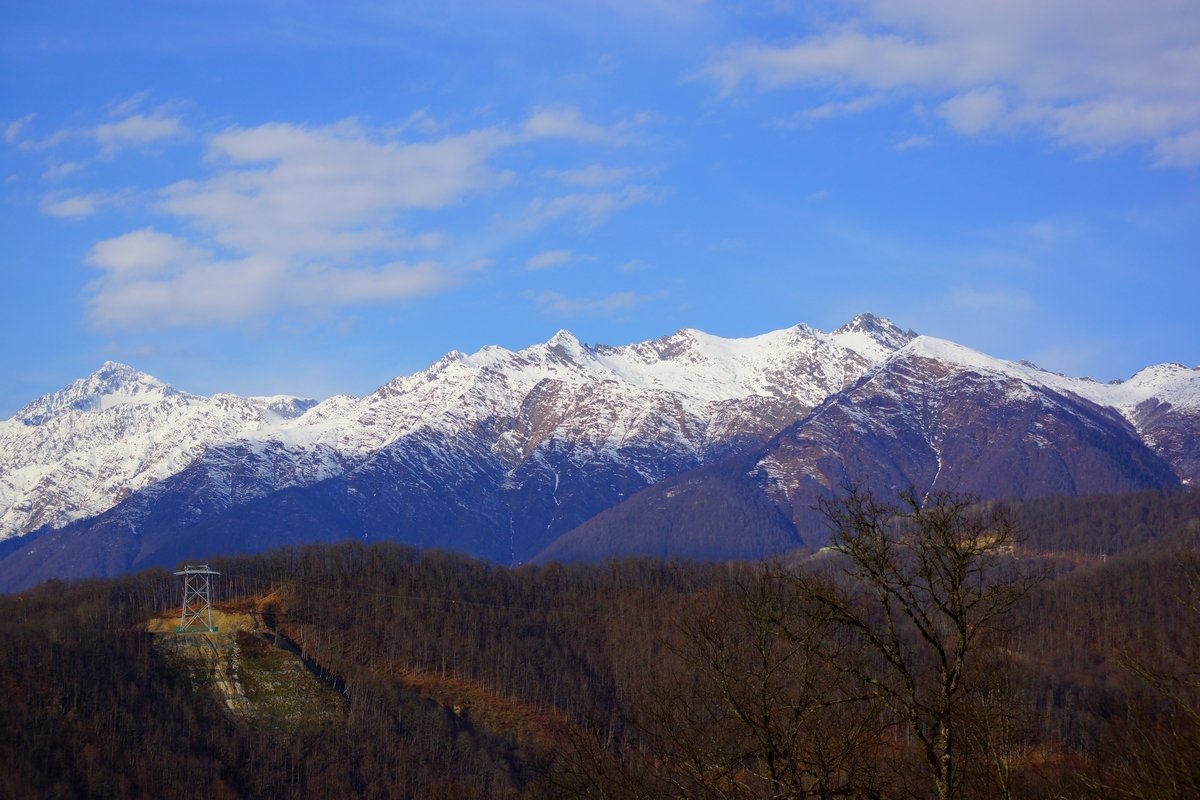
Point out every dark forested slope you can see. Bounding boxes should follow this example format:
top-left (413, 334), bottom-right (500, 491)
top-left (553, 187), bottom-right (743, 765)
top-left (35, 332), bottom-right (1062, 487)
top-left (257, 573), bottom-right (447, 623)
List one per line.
top-left (2, 488), bottom-right (1197, 799)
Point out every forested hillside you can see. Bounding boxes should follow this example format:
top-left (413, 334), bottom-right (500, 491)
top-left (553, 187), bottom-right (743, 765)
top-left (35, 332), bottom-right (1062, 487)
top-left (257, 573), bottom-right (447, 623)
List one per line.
top-left (2, 489), bottom-right (1197, 799)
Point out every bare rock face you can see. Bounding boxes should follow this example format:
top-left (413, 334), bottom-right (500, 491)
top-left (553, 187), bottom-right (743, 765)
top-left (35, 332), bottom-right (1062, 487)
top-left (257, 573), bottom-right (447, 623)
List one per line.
top-left (1, 316), bottom-right (1197, 589)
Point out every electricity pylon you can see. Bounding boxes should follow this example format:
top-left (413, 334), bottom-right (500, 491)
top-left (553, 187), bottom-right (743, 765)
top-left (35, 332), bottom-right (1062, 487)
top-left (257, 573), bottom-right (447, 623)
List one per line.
top-left (174, 565), bottom-right (221, 633)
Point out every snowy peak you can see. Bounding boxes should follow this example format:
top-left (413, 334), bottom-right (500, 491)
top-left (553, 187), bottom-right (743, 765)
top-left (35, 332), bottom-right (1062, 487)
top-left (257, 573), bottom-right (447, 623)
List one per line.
top-left (2, 313), bottom-right (1199, 585)
top-left (888, 338), bottom-right (1200, 418)
top-left (832, 313), bottom-right (916, 354)
top-left (4, 313), bottom-right (1196, 560)
top-left (895, 336), bottom-right (1016, 374)
top-left (1106, 363), bottom-right (1200, 413)
top-left (540, 329), bottom-right (593, 366)
top-left (546, 328), bottom-right (584, 349)
top-left (588, 314), bottom-right (916, 406)
top-left (15, 361), bottom-right (181, 425)
top-left (248, 396), bottom-right (320, 422)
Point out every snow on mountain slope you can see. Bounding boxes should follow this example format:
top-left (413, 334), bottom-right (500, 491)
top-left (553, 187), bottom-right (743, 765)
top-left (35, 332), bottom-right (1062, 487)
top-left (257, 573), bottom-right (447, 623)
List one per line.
top-left (864, 338), bottom-right (1200, 483)
top-left (593, 313), bottom-right (912, 407)
top-left (752, 336), bottom-right (1192, 517)
top-left (5, 314), bottom-right (1194, 564)
top-left (0, 315), bottom-right (914, 545)
top-left (269, 312), bottom-right (916, 474)
top-left (534, 336), bottom-right (1198, 564)
top-left (0, 362), bottom-right (322, 538)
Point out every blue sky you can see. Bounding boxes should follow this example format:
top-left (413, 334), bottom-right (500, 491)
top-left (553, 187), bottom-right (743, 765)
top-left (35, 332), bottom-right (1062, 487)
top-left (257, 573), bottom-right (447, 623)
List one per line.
top-left (2, 1), bottom-right (1198, 415)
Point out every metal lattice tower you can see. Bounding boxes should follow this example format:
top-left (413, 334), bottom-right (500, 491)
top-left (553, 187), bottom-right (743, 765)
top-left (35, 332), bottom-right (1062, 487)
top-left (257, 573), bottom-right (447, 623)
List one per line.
top-left (174, 565), bottom-right (221, 633)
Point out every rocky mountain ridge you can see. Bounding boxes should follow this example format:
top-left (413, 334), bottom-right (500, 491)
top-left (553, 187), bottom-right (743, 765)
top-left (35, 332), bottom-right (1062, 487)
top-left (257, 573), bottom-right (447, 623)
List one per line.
top-left (541, 335), bottom-right (1197, 561)
top-left (1, 315), bottom-right (1197, 590)
top-left (0, 315), bottom-right (911, 558)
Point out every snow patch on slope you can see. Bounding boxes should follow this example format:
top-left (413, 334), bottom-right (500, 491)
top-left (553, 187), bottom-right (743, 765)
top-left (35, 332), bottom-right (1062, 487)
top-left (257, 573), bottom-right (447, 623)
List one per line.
top-left (896, 337), bottom-right (1200, 419)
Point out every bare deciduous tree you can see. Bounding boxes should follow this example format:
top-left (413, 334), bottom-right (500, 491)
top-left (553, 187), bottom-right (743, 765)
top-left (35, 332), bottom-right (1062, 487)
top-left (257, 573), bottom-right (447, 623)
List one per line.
top-left (646, 566), bottom-right (884, 799)
top-left (804, 487), bottom-right (1041, 800)
top-left (1098, 557), bottom-right (1200, 799)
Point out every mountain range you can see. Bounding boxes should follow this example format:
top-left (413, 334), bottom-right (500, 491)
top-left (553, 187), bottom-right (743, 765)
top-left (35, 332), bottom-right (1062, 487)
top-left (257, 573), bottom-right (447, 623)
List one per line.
top-left (1, 314), bottom-right (1197, 591)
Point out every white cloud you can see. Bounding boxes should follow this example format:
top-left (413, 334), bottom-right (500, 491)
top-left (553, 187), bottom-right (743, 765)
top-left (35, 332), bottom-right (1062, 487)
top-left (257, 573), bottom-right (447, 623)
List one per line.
top-left (527, 289), bottom-right (650, 317)
top-left (105, 91), bottom-right (153, 118)
top-left (1155, 128), bottom-right (1200, 167)
top-left (86, 231), bottom-right (454, 329)
top-left (894, 134), bottom-right (933, 151)
top-left (93, 113), bottom-right (184, 155)
top-left (285, 261), bottom-right (453, 307)
top-left (42, 161), bottom-right (83, 180)
top-left (525, 250), bottom-right (574, 270)
top-left (704, 0), bottom-right (1200, 165)
top-left (525, 108), bottom-right (612, 142)
top-left (8, 103), bottom-right (184, 165)
top-left (87, 228), bottom-right (201, 274)
top-left (4, 113), bottom-right (35, 144)
top-left (80, 109), bottom-right (646, 329)
top-left (547, 163), bottom-right (637, 187)
top-left (83, 118), bottom-right (493, 327)
top-left (16, 128), bottom-right (69, 152)
top-left (795, 94), bottom-right (883, 121)
top-left (161, 121), bottom-right (514, 259)
top-left (41, 192), bottom-right (109, 218)
top-left (521, 185), bottom-right (659, 230)
top-left (523, 107), bottom-right (638, 145)
top-left (938, 88), bottom-right (1007, 134)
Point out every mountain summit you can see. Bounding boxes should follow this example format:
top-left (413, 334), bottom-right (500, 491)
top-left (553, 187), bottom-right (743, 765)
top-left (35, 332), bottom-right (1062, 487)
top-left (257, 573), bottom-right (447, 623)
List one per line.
top-left (16, 361), bottom-right (178, 425)
top-left (833, 312), bottom-right (917, 353)
top-left (0, 315), bottom-right (1196, 591)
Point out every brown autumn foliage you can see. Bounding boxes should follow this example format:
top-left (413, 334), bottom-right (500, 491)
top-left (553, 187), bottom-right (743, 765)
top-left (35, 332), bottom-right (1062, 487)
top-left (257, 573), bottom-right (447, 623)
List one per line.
top-left (0, 487), bottom-right (1195, 799)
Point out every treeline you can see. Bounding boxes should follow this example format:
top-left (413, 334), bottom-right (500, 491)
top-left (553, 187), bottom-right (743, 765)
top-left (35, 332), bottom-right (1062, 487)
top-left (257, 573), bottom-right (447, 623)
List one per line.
top-left (0, 488), bottom-right (1197, 798)
top-left (1006, 487), bottom-right (1200, 559)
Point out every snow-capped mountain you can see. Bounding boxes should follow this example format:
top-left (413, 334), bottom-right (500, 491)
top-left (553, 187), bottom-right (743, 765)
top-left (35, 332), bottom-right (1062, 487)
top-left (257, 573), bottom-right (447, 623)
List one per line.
top-left (0, 315), bottom-right (914, 584)
top-left (1, 316), bottom-right (1196, 590)
top-left (752, 337), bottom-right (1184, 529)
top-left (0, 362), bottom-right (325, 538)
top-left (540, 335), bottom-right (1198, 562)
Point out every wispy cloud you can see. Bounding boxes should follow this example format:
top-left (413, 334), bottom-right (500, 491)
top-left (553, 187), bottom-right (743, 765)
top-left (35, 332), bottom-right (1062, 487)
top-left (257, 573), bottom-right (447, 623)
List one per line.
top-left (41, 192), bottom-right (112, 218)
top-left (526, 289), bottom-right (653, 318)
top-left (525, 249), bottom-right (574, 270)
top-left (520, 185), bottom-right (660, 230)
top-left (524, 107), bottom-right (650, 146)
top-left (6, 99), bottom-right (185, 166)
top-left (786, 94), bottom-right (883, 124)
top-left (3, 114), bottom-right (35, 144)
top-left (524, 107), bottom-right (619, 143)
top-left (85, 227), bottom-right (455, 328)
top-left (93, 112), bottom-right (184, 156)
top-left (894, 134), bottom-right (933, 151)
top-left (703, 1), bottom-right (1200, 165)
top-left (978, 217), bottom-right (1085, 250)
top-left (161, 120), bottom-right (514, 259)
top-left (546, 163), bottom-right (638, 187)
top-left (42, 161), bottom-right (84, 180)
top-left (81, 109), bottom-right (649, 329)
top-left (937, 87), bottom-right (1008, 135)
top-left (86, 228), bottom-right (205, 275)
